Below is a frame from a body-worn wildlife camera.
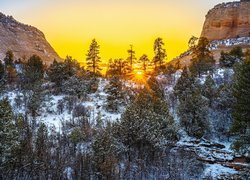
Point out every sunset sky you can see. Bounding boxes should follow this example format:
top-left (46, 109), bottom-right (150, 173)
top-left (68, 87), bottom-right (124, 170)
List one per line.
top-left (1, 0), bottom-right (232, 63)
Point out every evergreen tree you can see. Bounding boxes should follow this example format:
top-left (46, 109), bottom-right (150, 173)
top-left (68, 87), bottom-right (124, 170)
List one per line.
top-left (0, 61), bottom-right (4, 79)
top-left (35, 123), bottom-right (49, 168)
top-left (220, 46), bottom-right (243, 68)
top-left (14, 114), bottom-right (33, 175)
top-left (220, 51), bottom-right (235, 68)
top-left (0, 98), bottom-right (19, 172)
top-left (139, 54), bottom-right (149, 72)
top-left (232, 55), bottom-right (250, 133)
top-left (24, 54), bottom-right (44, 84)
top-left (3, 50), bottom-right (14, 67)
top-left (3, 50), bottom-right (17, 84)
top-left (127, 45), bottom-right (136, 68)
top-left (48, 58), bottom-right (80, 90)
top-left (231, 50), bottom-right (250, 152)
top-left (188, 36), bottom-right (198, 50)
top-left (86, 39), bottom-right (102, 75)
top-left (177, 89), bottom-right (209, 138)
top-left (48, 60), bottom-right (66, 87)
top-left (92, 127), bottom-right (117, 179)
top-left (116, 80), bottom-right (178, 157)
top-left (230, 46), bottom-right (243, 59)
top-left (64, 56), bottom-right (80, 77)
top-left (190, 37), bottom-right (215, 77)
top-left (147, 76), bottom-right (165, 99)
top-left (26, 83), bottom-right (43, 118)
top-left (201, 75), bottom-right (217, 107)
top-left (105, 76), bottom-right (124, 112)
top-left (174, 67), bottom-right (209, 138)
top-left (0, 61), bottom-right (5, 90)
top-left (106, 58), bottom-right (129, 77)
top-left (174, 67), bottom-right (195, 100)
top-left (153, 37), bottom-right (167, 69)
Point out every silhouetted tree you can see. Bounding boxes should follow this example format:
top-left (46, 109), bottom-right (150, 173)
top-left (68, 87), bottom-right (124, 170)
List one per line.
top-left (139, 54), bottom-right (149, 72)
top-left (127, 45), bottom-right (136, 69)
top-left (153, 38), bottom-right (167, 69)
top-left (86, 39), bottom-right (102, 75)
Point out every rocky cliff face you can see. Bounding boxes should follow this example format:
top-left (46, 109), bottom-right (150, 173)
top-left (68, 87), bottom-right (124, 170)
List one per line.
top-left (201, 0), bottom-right (250, 41)
top-left (169, 0), bottom-right (250, 67)
top-left (0, 12), bottom-right (61, 64)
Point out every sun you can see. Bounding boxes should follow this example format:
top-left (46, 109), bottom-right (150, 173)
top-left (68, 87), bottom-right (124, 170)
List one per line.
top-left (134, 70), bottom-right (144, 79)
top-left (130, 69), bottom-right (148, 84)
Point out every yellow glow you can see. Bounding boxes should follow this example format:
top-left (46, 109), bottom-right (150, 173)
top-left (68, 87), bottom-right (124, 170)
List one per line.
top-left (134, 70), bottom-right (144, 79)
top-left (129, 69), bottom-right (148, 84)
top-left (6, 0), bottom-right (230, 64)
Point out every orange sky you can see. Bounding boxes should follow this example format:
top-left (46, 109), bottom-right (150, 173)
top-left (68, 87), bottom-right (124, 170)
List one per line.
top-left (1, 0), bottom-right (232, 63)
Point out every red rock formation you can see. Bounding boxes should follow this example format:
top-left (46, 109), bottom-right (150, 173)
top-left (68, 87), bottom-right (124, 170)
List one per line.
top-left (201, 1), bottom-right (250, 41)
top-left (0, 12), bottom-right (61, 64)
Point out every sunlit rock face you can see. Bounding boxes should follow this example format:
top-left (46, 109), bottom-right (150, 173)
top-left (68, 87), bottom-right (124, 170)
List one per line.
top-left (201, 0), bottom-right (250, 41)
top-left (0, 12), bottom-right (61, 64)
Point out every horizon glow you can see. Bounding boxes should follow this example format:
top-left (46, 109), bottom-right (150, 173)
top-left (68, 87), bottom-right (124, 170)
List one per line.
top-left (0, 0), bottom-right (233, 64)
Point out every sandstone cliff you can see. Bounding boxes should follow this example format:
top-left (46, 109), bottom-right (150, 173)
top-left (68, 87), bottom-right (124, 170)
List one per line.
top-left (201, 0), bottom-right (250, 41)
top-left (169, 0), bottom-right (250, 67)
top-left (0, 12), bottom-right (61, 64)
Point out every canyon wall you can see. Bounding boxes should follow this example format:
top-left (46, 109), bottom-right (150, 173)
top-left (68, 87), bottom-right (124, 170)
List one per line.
top-left (201, 0), bottom-right (250, 40)
top-left (0, 12), bottom-right (61, 64)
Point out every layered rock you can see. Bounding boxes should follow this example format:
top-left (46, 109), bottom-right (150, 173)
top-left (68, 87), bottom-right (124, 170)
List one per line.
top-left (169, 1), bottom-right (250, 67)
top-left (0, 12), bottom-right (61, 64)
top-left (201, 0), bottom-right (250, 41)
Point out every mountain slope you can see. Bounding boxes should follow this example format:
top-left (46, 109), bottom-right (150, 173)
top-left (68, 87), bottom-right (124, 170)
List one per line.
top-left (0, 12), bottom-right (61, 64)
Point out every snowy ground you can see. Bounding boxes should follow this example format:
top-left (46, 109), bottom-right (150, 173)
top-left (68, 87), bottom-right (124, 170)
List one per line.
top-left (210, 37), bottom-right (250, 50)
top-left (1, 78), bottom-right (123, 132)
top-left (203, 164), bottom-right (238, 179)
top-left (1, 75), bottom-right (248, 178)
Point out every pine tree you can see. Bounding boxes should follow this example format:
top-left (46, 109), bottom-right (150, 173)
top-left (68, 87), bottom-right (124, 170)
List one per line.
top-left (232, 54), bottom-right (250, 133)
top-left (127, 45), bottom-right (136, 69)
top-left (139, 54), bottom-right (149, 72)
top-left (27, 83), bottom-right (43, 118)
top-left (3, 50), bottom-right (14, 67)
top-left (48, 58), bottom-right (80, 90)
top-left (177, 89), bottom-right (209, 138)
top-left (153, 38), bottom-right (167, 69)
top-left (3, 50), bottom-right (17, 84)
top-left (174, 67), bottom-right (209, 138)
top-left (48, 60), bottom-right (66, 87)
top-left (220, 47), bottom-right (243, 68)
top-left (220, 51), bottom-right (235, 68)
top-left (106, 58), bottom-right (129, 77)
top-left (231, 50), bottom-right (250, 152)
top-left (35, 123), bottom-right (49, 165)
top-left (188, 36), bottom-right (198, 50)
top-left (64, 56), bottom-right (80, 77)
top-left (0, 98), bottom-right (19, 171)
top-left (86, 39), bottom-right (102, 75)
top-left (147, 76), bottom-right (165, 99)
top-left (202, 75), bottom-right (217, 107)
top-left (174, 67), bottom-right (195, 100)
top-left (14, 114), bottom-right (33, 174)
top-left (190, 37), bottom-right (215, 77)
top-left (105, 76), bottom-right (124, 112)
top-left (230, 46), bottom-right (243, 59)
top-left (116, 82), bottom-right (178, 155)
top-left (92, 126), bottom-right (117, 179)
top-left (24, 54), bottom-right (44, 84)
top-left (0, 61), bottom-right (4, 80)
